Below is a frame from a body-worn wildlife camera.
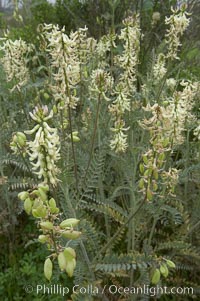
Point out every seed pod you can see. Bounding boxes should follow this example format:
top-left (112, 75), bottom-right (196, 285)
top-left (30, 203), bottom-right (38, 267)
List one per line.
top-left (72, 135), bottom-right (80, 142)
top-left (38, 187), bottom-right (47, 201)
top-left (15, 132), bottom-right (26, 147)
top-left (38, 184), bottom-right (49, 192)
top-left (147, 189), bottom-right (153, 201)
top-left (49, 198), bottom-right (59, 214)
top-left (61, 230), bottom-right (81, 240)
top-left (153, 169), bottom-right (159, 180)
top-left (24, 198), bottom-right (32, 215)
top-left (160, 263), bottom-right (169, 277)
top-left (40, 221), bottom-right (53, 230)
top-left (18, 191), bottom-right (29, 201)
top-left (139, 164), bottom-right (144, 174)
top-left (166, 260), bottom-right (176, 268)
top-left (44, 258), bottom-right (53, 281)
top-left (58, 252), bottom-right (67, 271)
top-left (152, 182), bottom-right (158, 191)
top-left (143, 155), bottom-right (148, 164)
top-left (32, 205), bottom-right (47, 218)
top-left (43, 92), bottom-right (50, 100)
top-left (64, 247), bottom-right (76, 261)
top-left (139, 178), bottom-right (145, 189)
top-left (66, 258), bottom-right (76, 277)
top-left (151, 268), bottom-right (160, 284)
top-left (60, 218), bottom-right (80, 229)
top-left (38, 235), bottom-right (48, 243)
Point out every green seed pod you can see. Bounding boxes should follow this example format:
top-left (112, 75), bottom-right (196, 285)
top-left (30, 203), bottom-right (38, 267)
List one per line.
top-left (58, 252), bottom-right (67, 271)
top-left (147, 189), bottom-right (153, 201)
top-left (32, 205), bottom-right (47, 218)
top-left (16, 132), bottom-right (26, 147)
top-left (139, 164), bottom-right (144, 174)
top-left (139, 178), bottom-right (145, 189)
top-left (152, 182), bottom-right (158, 191)
top-left (18, 191), bottom-right (29, 201)
top-left (166, 260), bottom-right (176, 268)
top-left (40, 221), bottom-right (53, 230)
top-left (49, 198), bottom-right (59, 214)
top-left (38, 235), bottom-right (48, 243)
top-left (64, 247), bottom-right (76, 261)
top-left (66, 258), bottom-right (76, 278)
top-left (38, 184), bottom-right (49, 192)
top-left (72, 135), bottom-right (80, 142)
top-left (44, 258), bottom-right (53, 281)
top-left (43, 92), bottom-right (50, 100)
top-left (61, 230), bottom-right (81, 240)
top-left (24, 198), bottom-right (32, 215)
top-left (143, 155), bottom-right (148, 164)
top-left (38, 187), bottom-right (48, 201)
top-left (151, 268), bottom-right (160, 284)
top-left (153, 170), bottom-right (159, 180)
top-left (60, 218), bottom-right (80, 229)
top-left (160, 263), bottom-right (169, 277)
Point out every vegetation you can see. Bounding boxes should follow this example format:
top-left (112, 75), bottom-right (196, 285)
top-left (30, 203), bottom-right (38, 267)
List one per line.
top-left (0, 0), bottom-right (200, 300)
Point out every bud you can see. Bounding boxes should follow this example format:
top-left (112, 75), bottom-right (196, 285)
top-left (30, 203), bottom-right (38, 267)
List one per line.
top-left (44, 258), bottom-right (53, 281)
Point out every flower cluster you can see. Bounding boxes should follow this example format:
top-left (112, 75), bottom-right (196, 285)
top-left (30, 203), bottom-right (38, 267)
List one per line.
top-left (41, 24), bottom-right (83, 108)
top-left (96, 33), bottom-right (116, 67)
top-left (89, 68), bottom-right (113, 100)
top-left (110, 120), bottom-right (129, 153)
top-left (116, 14), bottom-right (141, 94)
top-left (109, 15), bottom-right (141, 153)
top-left (25, 106), bottom-right (60, 186)
top-left (153, 53), bottom-right (167, 80)
top-left (163, 80), bottom-right (198, 144)
top-left (0, 37), bottom-right (33, 91)
top-left (139, 104), bottom-right (178, 201)
top-left (165, 7), bottom-right (190, 60)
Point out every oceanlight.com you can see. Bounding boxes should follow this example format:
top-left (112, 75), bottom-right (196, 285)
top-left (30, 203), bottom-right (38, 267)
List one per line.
top-left (24, 284), bottom-right (194, 297)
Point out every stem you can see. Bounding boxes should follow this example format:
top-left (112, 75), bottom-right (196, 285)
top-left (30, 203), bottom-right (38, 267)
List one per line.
top-left (68, 104), bottom-right (79, 190)
top-left (82, 92), bottom-right (101, 184)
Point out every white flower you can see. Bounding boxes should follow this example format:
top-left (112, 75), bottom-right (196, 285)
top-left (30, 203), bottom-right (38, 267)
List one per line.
top-left (110, 121), bottom-right (129, 153)
top-left (26, 106), bottom-right (60, 186)
top-left (153, 54), bottom-right (167, 80)
top-left (0, 37), bottom-right (34, 91)
top-left (165, 8), bottom-right (190, 60)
